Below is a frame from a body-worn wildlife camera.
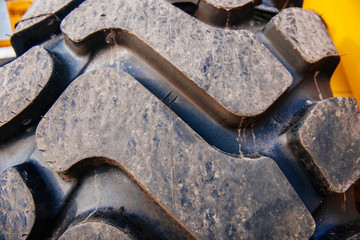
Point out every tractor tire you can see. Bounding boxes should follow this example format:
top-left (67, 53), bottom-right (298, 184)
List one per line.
top-left (0, 0), bottom-right (359, 239)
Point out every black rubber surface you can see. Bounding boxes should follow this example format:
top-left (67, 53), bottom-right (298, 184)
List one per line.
top-left (0, 0), bottom-right (359, 239)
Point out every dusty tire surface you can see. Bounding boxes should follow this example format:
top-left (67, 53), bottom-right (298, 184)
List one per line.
top-left (1, 0), bottom-right (360, 239)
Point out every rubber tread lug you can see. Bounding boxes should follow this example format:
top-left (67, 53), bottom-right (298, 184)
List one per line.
top-left (15, 0), bottom-right (72, 31)
top-left (289, 97), bottom-right (360, 193)
top-left (0, 47), bottom-right (52, 126)
top-left (263, 7), bottom-right (339, 72)
top-left (59, 221), bottom-right (132, 240)
top-left (60, 0), bottom-right (292, 117)
top-left (11, 0), bottom-right (84, 55)
top-left (193, 0), bottom-right (258, 27)
top-left (0, 167), bottom-right (36, 240)
top-left (36, 68), bottom-right (314, 239)
top-left (0, 46), bottom-right (60, 142)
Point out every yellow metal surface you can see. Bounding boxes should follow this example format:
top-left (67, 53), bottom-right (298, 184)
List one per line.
top-left (304, 0), bottom-right (360, 103)
top-left (0, 40), bottom-right (10, 47)
top-left (0, 0), bottom-right (33, 47)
